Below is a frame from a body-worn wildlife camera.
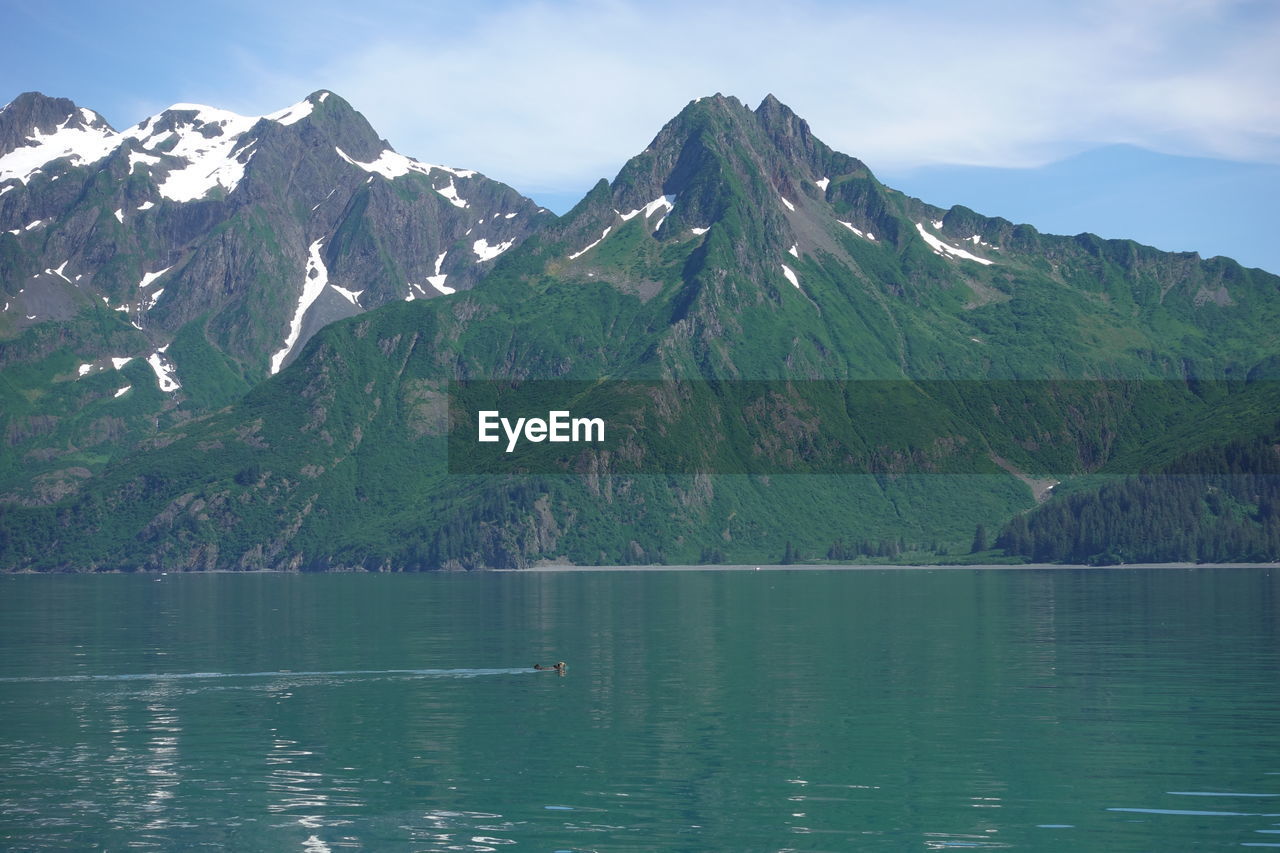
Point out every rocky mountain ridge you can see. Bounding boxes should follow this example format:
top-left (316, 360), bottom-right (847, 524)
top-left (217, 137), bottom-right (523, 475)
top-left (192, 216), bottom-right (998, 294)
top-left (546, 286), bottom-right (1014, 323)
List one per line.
top-left (0, 89), bottom-right (548, 501)
top-left (1, 91), bottom-right (1278, 568)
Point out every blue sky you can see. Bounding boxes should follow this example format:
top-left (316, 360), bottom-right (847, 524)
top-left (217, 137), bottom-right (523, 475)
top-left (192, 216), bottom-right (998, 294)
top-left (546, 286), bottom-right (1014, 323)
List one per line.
top-left (5, 0), bottom-right (1279, 272)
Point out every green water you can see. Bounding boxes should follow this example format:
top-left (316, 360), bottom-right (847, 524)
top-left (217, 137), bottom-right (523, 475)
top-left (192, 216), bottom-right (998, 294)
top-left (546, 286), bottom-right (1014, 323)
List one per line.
top-left (1, 568), bottom-right (1278, 851)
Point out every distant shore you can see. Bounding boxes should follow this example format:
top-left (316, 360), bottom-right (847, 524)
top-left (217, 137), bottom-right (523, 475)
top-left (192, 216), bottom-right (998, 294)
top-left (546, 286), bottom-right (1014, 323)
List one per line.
top-left (5, 562), bottom-right (1276, 575)
top-left (510, 561), bottom-right (1278, 573)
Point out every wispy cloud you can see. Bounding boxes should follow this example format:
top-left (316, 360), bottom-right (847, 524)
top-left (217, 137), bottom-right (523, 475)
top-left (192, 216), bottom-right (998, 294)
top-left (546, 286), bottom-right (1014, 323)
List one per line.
top-left (9, 0), bottom-right (1278, 194)
top-left (235, 0), bottom-right (1278, 190)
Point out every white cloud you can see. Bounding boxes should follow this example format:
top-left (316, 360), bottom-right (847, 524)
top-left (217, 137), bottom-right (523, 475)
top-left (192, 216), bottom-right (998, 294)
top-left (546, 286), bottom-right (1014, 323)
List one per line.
top-left (81, 0), bottom-right (1280, 193)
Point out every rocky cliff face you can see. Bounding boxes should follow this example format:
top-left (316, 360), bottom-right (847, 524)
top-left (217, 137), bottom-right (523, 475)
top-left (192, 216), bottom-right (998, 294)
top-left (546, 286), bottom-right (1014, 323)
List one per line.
top-left (0, 90), bottom-right (551, 501)
top-left (1, 90), bottom-right (547, 369)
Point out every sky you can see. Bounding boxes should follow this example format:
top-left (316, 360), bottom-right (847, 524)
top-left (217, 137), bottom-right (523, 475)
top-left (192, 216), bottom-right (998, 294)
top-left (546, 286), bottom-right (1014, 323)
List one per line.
top-left (4, 0), bottom-right (1279, 271)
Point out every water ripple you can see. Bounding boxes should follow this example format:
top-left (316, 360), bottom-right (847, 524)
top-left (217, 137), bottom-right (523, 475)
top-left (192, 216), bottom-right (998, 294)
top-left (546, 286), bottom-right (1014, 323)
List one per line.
top-left (0, 667), bottom-right (534, 684)
top-left (1108, 807), bottom-right (1280, 817)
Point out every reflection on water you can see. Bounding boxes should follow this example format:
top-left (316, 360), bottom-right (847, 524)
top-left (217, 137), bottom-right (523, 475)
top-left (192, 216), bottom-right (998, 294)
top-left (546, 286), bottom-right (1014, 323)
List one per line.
top-left (0, 568), bottom-right (1277, 850)
top-left (0, 667), bottom-right (535, 684)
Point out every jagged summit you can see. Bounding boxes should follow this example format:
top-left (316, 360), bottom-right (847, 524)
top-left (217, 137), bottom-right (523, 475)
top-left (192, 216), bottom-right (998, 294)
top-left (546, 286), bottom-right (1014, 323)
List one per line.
top-left (753, 93), bottom-right (831, 171)
top-left (574, 93), bottom-right (871, 222)
top-left (0, 89), bottom-right (489, 199)
top-left (556, 92), bottom-right (888, 282)
top-left (0, 92), bottom-right (118, 182)
top-left (0, 92), bottom-right (114, 158)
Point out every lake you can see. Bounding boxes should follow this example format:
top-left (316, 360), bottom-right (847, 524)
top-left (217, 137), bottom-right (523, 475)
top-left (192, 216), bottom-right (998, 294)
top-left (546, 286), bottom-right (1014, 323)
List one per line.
top-left (1, 568), bottom-right (1278, 851)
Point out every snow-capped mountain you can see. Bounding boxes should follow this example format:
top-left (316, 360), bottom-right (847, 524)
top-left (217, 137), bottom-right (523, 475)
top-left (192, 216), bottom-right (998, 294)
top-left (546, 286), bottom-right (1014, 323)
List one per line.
top-left (0, 90), bottom-right (550, 504)
top-left (0, 89), bottom-right (545, 367)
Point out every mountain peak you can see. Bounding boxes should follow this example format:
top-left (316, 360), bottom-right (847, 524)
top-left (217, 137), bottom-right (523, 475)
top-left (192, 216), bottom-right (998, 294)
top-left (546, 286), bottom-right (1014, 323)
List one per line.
top-left (568, 93), bottom-right (864, 247)
top-left (753, 94), bottom-right (819, 163)
top-left (0, 92), bottom-right (119, 183)
top-left (756, 92), bottom-right (786, 111)
top-left (673, 93), bottom-right (750, 120)
top-left (0, 92), bottom-right (115, 161)
top-left (130, 90), bottom-right (348, 140)
top-left (1, 92), bottom-right (106, 126)
top-left (754, 93), bottom-right (800, 127)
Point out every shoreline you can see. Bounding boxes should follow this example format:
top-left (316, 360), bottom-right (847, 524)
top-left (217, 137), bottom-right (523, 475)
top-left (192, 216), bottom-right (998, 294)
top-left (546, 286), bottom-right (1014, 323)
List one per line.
top-left (5, 562), bottom-right (1276, 575)
top-left (505, 561), bottom-right (1278, 573)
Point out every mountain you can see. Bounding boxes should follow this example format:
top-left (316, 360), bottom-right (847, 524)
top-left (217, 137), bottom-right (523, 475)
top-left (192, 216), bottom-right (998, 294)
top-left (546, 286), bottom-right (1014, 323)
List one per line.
top-left (2, 93), bottom-right (1278, 571)
top-left (544, 93), bottom-right (1279, 381)
top-left (0, 90), bottom-right (547, 503)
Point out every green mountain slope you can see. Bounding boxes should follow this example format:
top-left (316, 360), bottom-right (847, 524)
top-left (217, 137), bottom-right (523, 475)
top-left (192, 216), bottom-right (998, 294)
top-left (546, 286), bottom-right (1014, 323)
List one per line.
top-left (997, 425), bottom-right (1280, 564)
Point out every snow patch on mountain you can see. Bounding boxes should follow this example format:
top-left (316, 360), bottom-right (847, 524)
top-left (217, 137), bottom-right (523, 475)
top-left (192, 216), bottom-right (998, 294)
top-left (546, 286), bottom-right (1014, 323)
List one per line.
top-left (779, 196), bottom-right (795, 212)
top-left (473, 238), bottom-right (514, 262)
top-left (270, 239), bottom-right (330, 374)
top-left (426, 276), bottom-right (454, 295)
top-left (423, 250), bottom-right (455, 295)
top-left (118, 106), bottom-right (260, 203)
top-left (815, 177), bottom-right (830, 191)
top-left (569, 227), bottom-right (611, 260)
top-left (915, 222), bottom-right (994, 265)
top-left (34, 262), bottom-right (70, 282)
top-left (0, 117), bottom-right (119, 184)
top-left (838, 220), bottom-right (875, 241)
top-left (334, 147), bottom-right (477, 186)
top-left (113, 208), bottom-right (123, 223)
top-left (138, 266), bottom-right (171, 289)
top-left (114, 386), bottom-right (131, 398)
top-left (780, 263), bottom-right (800, 289)
top-left (618, 194), bottom-right (676, 223)
top-left (146, 346), bottom-right (180, 393)
top-left (434, 179), bottom-right (468, 208)
top-left (154, 136), bottom-right (256, 203)
top-left (137, 200), bottom-right (155, 211)
top-left (431, 163), bottom-right (478, 179)
top-left (311, 188), bottom-right (337, 212)
top-left (128, 151), bottom-right (161, 173)
top-left (266, 98), bottom-right (314, 126)
top-left (330, 285), bottom-right (363, 306)
top-left (111, 357), bottom-right (132, 369)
